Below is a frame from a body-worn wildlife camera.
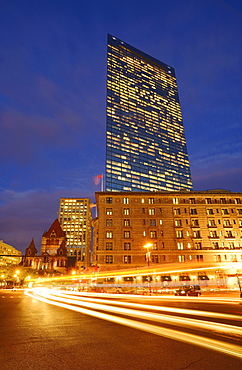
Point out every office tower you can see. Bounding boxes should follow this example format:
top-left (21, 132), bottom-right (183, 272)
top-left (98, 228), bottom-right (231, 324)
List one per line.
top-left (106, 34), bottom-right (193, 192)
top-left (58, 198), bottom-right (92, 266)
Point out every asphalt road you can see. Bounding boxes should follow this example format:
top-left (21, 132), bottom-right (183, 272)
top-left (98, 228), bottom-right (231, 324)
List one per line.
top-left (1, 290), bottom-right (242, 370)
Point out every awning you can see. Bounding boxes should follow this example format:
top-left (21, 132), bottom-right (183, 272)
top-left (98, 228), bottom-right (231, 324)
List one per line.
top-left (160, 275), bottom-right (172, 282)
top-left (106, 277), bottom-right (115, 283)
top-left (123, 276), bottom-right (134, 282)
top-left (142, 276), bottom-right (153, 282)
top-left (179, 275), bottom-right (191, 281)
top-left (198, 275), bottom-right (209, 280)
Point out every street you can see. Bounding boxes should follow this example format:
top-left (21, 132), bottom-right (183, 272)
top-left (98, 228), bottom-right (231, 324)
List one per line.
top-left (1, 289), bottom-right (242, 370)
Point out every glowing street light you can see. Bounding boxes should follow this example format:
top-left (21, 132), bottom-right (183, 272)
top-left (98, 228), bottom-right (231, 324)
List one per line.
top-left (143, 243), bottom-right (152, 267)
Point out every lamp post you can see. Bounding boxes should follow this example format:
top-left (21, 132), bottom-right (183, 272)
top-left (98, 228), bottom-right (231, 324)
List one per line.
top-left (143, 243), bottom-right (152, 267)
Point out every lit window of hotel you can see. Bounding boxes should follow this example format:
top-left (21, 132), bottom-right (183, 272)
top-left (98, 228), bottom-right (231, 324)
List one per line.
top-left (177, 242), bottom-right (184, 250)
top-left (106, 219), bottom-right (113, 227)
top-left (178, 255), bottom-right (185, 262)
top-left (106, 231), bottom-right (113, 239)
top-left (106, 208), bottom-right (113, 215)
top-left (149, 208), bottom-right (155, 215)
top-left (124, 243), bottom-right (131, 250)
top-left (124, 219), bottom-right (130, 227)
top-left (176, 230), bottom-right (183, 238)
top-left (124, 255), bottom-right (131, 263)
top-left (106, 255), bottom-right (113, 263)
top-left (123, 208), bottom-right (130, 215)
top-left (123, 197), bottom-right (129, 204)
top-left (106, 242), bottom-right (113, 250)
top-left (175, 219), bottom-right (182, 226)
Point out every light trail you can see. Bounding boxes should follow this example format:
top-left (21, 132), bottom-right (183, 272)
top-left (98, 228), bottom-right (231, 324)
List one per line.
top-left (52, 290), bottom-right (242, 322)
top-left (25, 289), bottom-right (242, 359)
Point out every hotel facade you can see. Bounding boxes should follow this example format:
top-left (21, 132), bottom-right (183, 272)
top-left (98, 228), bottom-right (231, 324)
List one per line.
top-left (92, 190), bottom-right (242, 284)
top-left (106, 34), bottom-right (192, 192)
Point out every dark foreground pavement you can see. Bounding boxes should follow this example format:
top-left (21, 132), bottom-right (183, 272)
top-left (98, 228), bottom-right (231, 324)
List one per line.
top-left (1, 290), bottom-right (242, 370)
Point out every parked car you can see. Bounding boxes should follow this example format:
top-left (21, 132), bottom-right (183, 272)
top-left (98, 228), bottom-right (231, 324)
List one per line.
top-left (174, 285), bottom-right (201, 296)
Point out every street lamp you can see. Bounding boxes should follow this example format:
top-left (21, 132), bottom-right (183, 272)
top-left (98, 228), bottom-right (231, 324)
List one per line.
top-left (143, 243), bottom-right (152, 266)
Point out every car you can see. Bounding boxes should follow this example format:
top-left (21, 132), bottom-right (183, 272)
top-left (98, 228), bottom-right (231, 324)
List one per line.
top-left (174, 285), bottom-right (201, 296)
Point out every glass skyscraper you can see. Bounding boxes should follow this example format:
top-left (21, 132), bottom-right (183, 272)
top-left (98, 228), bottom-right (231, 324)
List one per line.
top-left (106, 34), bottom-right (193, 192)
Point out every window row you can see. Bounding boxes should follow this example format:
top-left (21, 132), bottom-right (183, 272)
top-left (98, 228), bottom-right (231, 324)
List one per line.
top-left (104, 255), bottom-right (160, 264)
top-left (106, 230), bottom-right (163, 239)
top-left (106, 207), bottom-right (242, 216)
top-left (106, 219), bottom-right (163, 226)
top-left (106, 197), bottom-right (242, 205)
top-left (106, 208), bottom-right (163, 215)
top-left (105, 242), bottom-right (159, 250)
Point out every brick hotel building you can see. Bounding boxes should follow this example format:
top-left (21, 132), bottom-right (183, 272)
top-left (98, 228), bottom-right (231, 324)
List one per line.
top-left (92, 190), bottom-right (242, 279)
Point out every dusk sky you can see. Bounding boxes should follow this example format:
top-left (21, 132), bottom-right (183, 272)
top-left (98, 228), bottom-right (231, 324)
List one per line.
top-left (0, 0), bottom-right (241, 253)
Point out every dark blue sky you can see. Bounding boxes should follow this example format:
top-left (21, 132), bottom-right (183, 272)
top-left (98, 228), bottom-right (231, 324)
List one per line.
top-left (0, 0), bottom-right (241, 253)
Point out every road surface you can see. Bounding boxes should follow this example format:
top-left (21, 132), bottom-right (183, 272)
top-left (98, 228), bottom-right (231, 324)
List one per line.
top-left (1, 289), bottom-right (242, 370)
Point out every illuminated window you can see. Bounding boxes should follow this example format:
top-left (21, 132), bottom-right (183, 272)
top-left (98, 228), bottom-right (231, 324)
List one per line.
top-left (124, 255), bottom-right (131, 263)
top-left (123, 197), bottom-right (129, 204)
top-left (175, 219), bottom-right (182, 226)
top-left (208, 219), bottom-right (216, 226)
top-left (177, 242), bottom-right (184, 249)
top-left (149, 208), bottom-right (155, 215)
top-left (226, 230), bottom-right (233, 238)
top-left (124, 231), bottom-right (130, 238)
top-left (174, 208), bottom-right (180, 215)
top-left (176, 230), bottom-right (183, 238)
top-left (106, 255), bottom-right (113, 263)
top-left (149, 198), bottom-right (154, 204)
top-left (123, 208), bottom-right (130, 215)
top-left (106, 242), bottom-right (113, 250)
top-left (106, 219), bottom-right (113, 227)
top-left (124, 242), bottom-right (131, 250)
top-left (124, 219), bottom-right (130, 226)
top-left (210, 230), bottom-right (218, 238)
top-left (106, 208), bottom-right (113, 215)
top-left (193, 230), bottom-right (201, 238)
top-left (178, 255), bottom-right (185, 262)
top-left (195, 242), bottom-right (202, 249)
top-left (207, 209), bottom-right (214, 215)
top-left (106, 231), bottom-right (113, 238)
top-left (150, 231), bottom-right (157, 238)
top-left (192, 219), bottom-right (199, 227)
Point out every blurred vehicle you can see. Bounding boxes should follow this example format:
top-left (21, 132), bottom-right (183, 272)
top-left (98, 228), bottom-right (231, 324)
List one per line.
top-left (174, 285), bottom-right (201, 296)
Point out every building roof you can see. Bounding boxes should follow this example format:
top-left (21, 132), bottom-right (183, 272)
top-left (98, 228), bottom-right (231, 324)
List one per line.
top-left (25, 238), bottom-right (38, 256)
top-left (42, 219), bottom-right (65, 238)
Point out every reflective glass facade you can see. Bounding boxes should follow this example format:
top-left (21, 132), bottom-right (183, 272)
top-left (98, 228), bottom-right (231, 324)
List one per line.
top-left (106, 34), bottom-right (193, 192)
